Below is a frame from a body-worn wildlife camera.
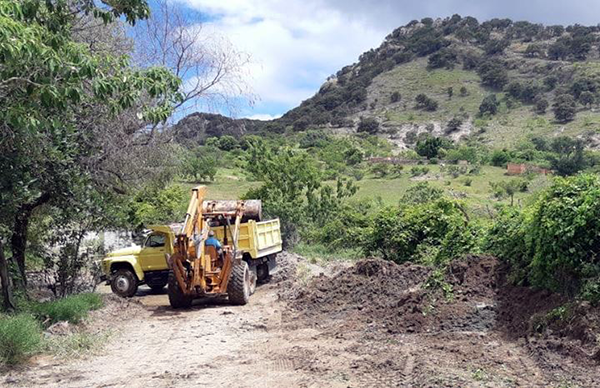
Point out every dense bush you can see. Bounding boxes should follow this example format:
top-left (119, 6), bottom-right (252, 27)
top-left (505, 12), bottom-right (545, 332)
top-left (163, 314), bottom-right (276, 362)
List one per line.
top-left (357, 117), bottom-right (380, 134)
top-left (428, 48), bottom-right (458, 69)
top-left (416, 135), bottom-right (452, 159)
top-left (0, 314), bottom-right (42, 365)
top-left (477, 59), bottom-right (509, 89)
top-left (366, 199), bottom-right (478, 265)
top-left (553, 94), bottom-right (577, 122)
top-left (479, 94), bottom-right (499, 116)
top-left (415, 94), bottom-right (439, 111)
top-left (485, 174), bottom-right (600, 302)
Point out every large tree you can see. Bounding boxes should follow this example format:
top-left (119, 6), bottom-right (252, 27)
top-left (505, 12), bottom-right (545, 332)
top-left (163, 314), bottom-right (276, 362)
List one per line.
top-left (0, 0), bottom-right (182, 307)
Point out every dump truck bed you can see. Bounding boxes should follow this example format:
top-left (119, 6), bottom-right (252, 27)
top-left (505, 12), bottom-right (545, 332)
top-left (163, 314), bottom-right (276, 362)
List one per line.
top-left (213, 218), bottom-right (282, 259)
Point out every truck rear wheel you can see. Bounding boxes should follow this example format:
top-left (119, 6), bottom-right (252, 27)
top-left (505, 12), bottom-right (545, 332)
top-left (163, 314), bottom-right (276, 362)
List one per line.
top-left (229, 261), bottom-right (251, 305)
top-left (256, 263), bottom-right (270, 283)
top-left (111, 269), bottom-right (138, 298)
top-left (167, 270), bottom-right (192, 309)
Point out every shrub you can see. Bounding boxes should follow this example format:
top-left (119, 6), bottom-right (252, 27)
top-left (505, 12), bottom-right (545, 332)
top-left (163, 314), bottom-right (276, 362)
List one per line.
top-left (366, 199), bottom-right (477, 264)
top-left (487, 175), bottom-right (600, 299)
top-left (0, 314), bottom-right (42, 365)
top-left (410, 166), bottom-right (430, 177)
top-left (477, 59), bottom-right (509, 89)
top-left (446, 117), bottom-right (463, 133)
top-left (416, 135), bottom-right (451, 159)
top-left (401, 182), bottom-right (444, 205)
top-left (217, 135), bottom-right (238, 151)
top-left (299, 130), bottom-right (329, 148)
top-left (357, 117), bottom-right (380, 134)
top-left (459, 86), bottom-right (468, 96)
top-left (552, 94), bottom-right (577, 122)
top-left (415, 94), bottom-right (439, 111)
top-left (29, 293), bottom-right (104, 325)
top-left (535, 97), bottom-right (549, 114)
top-left (390, 91), bottom-right (401, 103)
top-left (428, 48), bottom-right (458, 69)
top-left (490, 149), bottom-right (511, 167)
top-left (479, 94), bottom-right (499, 116)
top-left (579, 91), bottom-right (595, 107)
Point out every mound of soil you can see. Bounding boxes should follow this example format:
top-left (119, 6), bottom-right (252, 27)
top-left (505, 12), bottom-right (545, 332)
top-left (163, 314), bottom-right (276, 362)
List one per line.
top-left (286, 255), bottom-right (600, 365)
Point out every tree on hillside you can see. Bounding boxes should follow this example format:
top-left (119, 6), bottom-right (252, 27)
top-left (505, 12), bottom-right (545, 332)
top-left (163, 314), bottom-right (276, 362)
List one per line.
top-left (357, 117), bottom-right (380, 134)
top-left (579, 91), bottom-right (596, 108)
top-left (548, 137), bottom-right (586, 176)
top-left (428, 48), bottom-right (458, 69)
top-left (477, 60), bottom-right (509, 89)
top-left (484, 39), bottom-right (510, 55)
top-left (415, 94), bottom-right (439, 111)
top-left (535, 97), bottom-right (549, 114)
top-left (416, 135), bottom-right (451, 159)
top-left (479, 94), bottom-right (499, 116)
top-left (390, 91), bottom-right (401, 103)
top-left (244, 145), bottom-right (356, 245)
top-left (552, 94), bottom-right (577, 122)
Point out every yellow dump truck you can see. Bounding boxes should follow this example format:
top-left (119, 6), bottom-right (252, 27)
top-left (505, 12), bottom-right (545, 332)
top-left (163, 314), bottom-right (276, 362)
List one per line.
top-left (101, 218), bottom-right (282, 298)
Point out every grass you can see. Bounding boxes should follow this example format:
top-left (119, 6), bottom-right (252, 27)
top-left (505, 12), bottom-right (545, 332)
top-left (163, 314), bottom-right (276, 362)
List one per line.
top-left (0, 293), bottom-right (107, 366)
top-left (0, 314), bottom-right (43, 365)
top-left (291, 242), bottom-right (363, 263)
top-left (27, 292), bottom-right (104, 325)
top-left (44, 331), bottom-right (111, 359)
top-left (193, 164), bottom-right (551, 218)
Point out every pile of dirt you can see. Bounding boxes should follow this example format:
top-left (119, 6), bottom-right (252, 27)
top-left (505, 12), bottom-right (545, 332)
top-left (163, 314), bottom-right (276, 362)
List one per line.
top-left (286, 255), bottom-right (600, 365)
top-left (83, 294), bottom-right (146, 333)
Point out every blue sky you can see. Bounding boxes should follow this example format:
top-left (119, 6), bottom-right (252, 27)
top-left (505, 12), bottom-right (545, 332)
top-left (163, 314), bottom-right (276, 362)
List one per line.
top-left (168, 0), bottom-right (600, 120)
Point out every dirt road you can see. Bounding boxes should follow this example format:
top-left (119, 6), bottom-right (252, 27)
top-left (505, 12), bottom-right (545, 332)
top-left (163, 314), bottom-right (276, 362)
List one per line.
top-left (3, 254), bottom-right (600, 387)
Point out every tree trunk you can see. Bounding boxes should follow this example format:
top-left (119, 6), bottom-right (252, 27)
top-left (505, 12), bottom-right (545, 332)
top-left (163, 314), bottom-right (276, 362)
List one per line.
top-left (0, 241), bottom-right (15, 311)
top-left (10, 192), bottom-right (52, 287)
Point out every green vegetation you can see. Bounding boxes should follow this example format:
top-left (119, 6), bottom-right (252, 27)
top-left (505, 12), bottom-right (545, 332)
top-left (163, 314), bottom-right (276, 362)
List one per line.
top-left (27, 293), bottom-right (104, 325)
top-left (0, 293), bottom-right (104, 365)
top-left (486, 174), bottom-right (600, 302)
top-left (0, 314), bottom-right (42, 365)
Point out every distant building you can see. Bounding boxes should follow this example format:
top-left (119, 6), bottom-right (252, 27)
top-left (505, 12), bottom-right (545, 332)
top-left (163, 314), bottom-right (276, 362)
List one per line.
top-left (507, 163), bottom-right (551, 175)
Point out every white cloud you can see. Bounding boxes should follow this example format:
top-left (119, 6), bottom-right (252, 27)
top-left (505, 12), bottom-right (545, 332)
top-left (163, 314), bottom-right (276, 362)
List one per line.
top-left (176, 0), bottom-right (388, 114)
top-left (245, 113), bottom-right (282, 121)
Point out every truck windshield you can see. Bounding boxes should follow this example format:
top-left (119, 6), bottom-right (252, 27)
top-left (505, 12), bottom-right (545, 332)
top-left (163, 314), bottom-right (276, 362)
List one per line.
top-left (145, 234), bottom-right (166, 248)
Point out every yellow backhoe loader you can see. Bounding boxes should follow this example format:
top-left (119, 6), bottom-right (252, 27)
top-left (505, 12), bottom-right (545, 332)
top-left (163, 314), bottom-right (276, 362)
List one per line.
top-left (166, 186), bottom-right (281, 308)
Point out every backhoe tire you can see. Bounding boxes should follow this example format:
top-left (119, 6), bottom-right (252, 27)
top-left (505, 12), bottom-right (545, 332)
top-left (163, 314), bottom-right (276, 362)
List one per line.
top-left (111, 269), bottom-right (138, 298)
top-left (229, 261), bottom-right (251, 305)
top-left (167, 270), bottom-right (192, 309)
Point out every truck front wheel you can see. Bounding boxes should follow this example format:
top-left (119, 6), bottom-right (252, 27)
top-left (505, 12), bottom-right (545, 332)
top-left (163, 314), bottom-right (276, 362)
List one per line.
top-left (110, 269), bottom-right (138, 298)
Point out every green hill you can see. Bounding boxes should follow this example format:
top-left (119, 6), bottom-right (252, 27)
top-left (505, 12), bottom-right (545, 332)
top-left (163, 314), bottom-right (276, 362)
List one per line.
top-left (275, 16), bottom-right (600, 149)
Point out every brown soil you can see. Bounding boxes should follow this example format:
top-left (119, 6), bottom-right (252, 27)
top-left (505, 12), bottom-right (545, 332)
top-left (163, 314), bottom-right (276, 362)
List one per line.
top-left (285, 255), bottom-right (600, 386)
top-left (2, 252), bottom-right (599, 387)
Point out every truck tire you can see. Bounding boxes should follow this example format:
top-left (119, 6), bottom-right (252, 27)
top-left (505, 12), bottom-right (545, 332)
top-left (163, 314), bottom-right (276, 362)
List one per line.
top-left (248, 266), bottom-right (257, 295)
top-left (228, 261), bottom-right (251, 305)
top-left (149, 283), bottom-right (166, 293)
top-left (111, 269), bottom-right (138, 298)
top-left (167, 270), bottom-right (192, 309)
top-left (256, 263), bottom-right (269, 283)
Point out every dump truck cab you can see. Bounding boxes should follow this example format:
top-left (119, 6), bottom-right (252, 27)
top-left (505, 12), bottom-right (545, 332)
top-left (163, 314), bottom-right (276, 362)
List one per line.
top-left (101, 225), bottom-right (176, 297)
